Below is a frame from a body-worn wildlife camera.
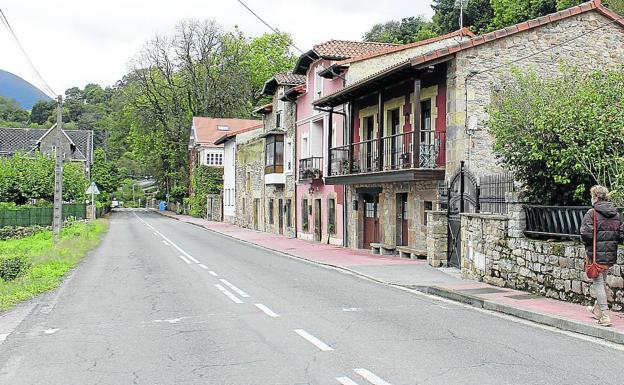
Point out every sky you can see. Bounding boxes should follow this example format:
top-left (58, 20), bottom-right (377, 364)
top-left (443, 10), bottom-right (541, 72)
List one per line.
top-left (0, 0), bottom-right (435, 97)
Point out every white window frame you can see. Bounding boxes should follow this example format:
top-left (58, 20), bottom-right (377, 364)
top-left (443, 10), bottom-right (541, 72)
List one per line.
top-left (314, 66), bottom-right (324, 100)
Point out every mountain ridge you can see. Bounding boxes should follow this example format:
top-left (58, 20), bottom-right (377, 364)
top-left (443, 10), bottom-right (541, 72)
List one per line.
top-left (0, 69), bottom-right (52, 110)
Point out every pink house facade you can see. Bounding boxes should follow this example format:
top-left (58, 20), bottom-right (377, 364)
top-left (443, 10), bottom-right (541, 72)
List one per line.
top-left (286, 40), bottom-right (396, 245)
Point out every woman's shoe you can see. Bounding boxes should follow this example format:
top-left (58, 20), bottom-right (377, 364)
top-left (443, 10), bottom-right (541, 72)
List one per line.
top-left (598, 314), bottom-right (612, 327)
top-left (586, 303), bottom-right (602, 320)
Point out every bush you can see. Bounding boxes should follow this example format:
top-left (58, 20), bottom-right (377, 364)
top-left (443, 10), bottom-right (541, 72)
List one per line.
top-left (0, 255), bottom-right (31, 281)
top-left (0, 225), bottom-right (50, 241)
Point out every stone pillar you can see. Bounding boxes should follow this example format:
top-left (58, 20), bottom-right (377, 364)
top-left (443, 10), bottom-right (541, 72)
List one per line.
top-left (86, 205), bottom-right (95, 220)
top-left (506, 191), bottom-right (526, 238)
top-left (426, 210), bottom-right (448, 267)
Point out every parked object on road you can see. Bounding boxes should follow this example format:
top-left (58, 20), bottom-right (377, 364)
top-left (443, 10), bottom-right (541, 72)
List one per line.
top-left (159, 201), bottom-right (167, 211)
top-left (580, 185), bottom-right (624, 327)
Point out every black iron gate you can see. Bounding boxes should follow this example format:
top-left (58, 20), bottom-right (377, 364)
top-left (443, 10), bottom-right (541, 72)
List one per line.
top-left (447, 162), bottom-right (479, 268)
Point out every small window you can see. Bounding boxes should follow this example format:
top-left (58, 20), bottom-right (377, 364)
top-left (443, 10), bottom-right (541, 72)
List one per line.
top-left (423, 201), bottom-right (433, 225)
top-left (276, 112), bottom-right (282, 129)
top-left (302, 198), bottom-right (309, 231)
top-left (285, 139), bottom-right (293, 173)
top-left (217, 125), bottom-right (229, 131)
top-left (328, 198), bottom-right (336, 234)
top-left (314, 67), bottom-right (324, 100)
top-left (242, 198), bottom-right (245, 215)
top-left (268, 199), bottom-right (274, 225)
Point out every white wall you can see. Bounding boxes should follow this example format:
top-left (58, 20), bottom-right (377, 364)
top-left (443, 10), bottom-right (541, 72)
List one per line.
top-left (222, 140), bottom-right (236, 219)
top-left (199, 146), bottom-right (225, 166)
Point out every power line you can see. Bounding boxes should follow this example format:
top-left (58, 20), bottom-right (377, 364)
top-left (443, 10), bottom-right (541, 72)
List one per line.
top-left (0, 8), bottom-right (56, 97)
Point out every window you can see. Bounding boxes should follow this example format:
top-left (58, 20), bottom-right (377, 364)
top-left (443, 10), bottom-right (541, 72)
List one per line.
top-left (217, 125), bottom-right (229, 131)
top-left (328, 198), bottom-right (336, 234)
top-left (389, 108), bottom-right (400, 136)
top-left (423, 201), bottom-right (433, 225)
top-left (302, 199), bottom-right (309, 231)
top-left (285, 139), bottom-right (293, 174)
top-left (206, 152), bottom-right (223, 166)
top-left (276, 111), bottom-right (282, 129)
top-left (265, 135), bottom-right (284, 174)
top-left (276, 95), bottom-right (284, 128)
top-left (285, 199), bottom-right (292, 227)
top-left (268, 199), bottom-right (274, 224)
top-left (246, 171), bottom-right (251, 193)
top-left (420, 100), bottom-right (433, 144)
top-left (242, 198), bottom-right (245, 215)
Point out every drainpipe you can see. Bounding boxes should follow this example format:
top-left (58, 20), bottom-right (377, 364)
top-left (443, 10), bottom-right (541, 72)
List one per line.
top-left (294, 101), bottom-right (298, 239)
top-left (342, 102), bottom-right (349, 247)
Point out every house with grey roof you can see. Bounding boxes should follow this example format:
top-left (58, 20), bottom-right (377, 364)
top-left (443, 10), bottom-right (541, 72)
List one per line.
top-left (0, 124), bottom-right (94, 177)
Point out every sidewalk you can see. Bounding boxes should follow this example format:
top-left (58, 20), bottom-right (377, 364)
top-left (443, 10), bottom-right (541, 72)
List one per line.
top-left (156, 210), bottom-right (624, 344)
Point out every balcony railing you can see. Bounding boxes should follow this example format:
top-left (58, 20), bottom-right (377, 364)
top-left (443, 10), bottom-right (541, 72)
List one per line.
top-left (329, 131), bottom-right (445, 176)
top-left (299, 157), bottom-right (323, 180)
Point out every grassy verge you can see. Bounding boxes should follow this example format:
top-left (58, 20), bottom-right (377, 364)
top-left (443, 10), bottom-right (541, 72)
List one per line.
top-left (0, 219), bottom-right (108, 311)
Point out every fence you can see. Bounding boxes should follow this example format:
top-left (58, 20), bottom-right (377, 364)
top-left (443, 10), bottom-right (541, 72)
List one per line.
top-left (479, 172), bottom-right (515, 214)
top-left (0, 204), bottom-right (87, 227)
top-left (524, 205), bottom-right (589, 239)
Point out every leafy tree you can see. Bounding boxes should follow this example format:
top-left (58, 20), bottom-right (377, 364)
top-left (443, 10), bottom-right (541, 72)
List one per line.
top-left (431, 0), bottom-right (494, 34)
top-left (488, 67), bottom-right (624, 205)
top-left (245, 32), bottom-right (297, 102)
top-left (363, 16), bottom-right (437, 44)
top-left (91, 148), bottom-right (125, 195)
top-left (30, 100), bottom-right (55, 124)
top-left (0, 96), bottom-right (29, 124)
top-left (189, 165), bottom-right (222, 217)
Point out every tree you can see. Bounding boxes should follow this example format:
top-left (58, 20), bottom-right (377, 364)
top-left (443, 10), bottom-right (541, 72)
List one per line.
top-left (30, 100), bottom-right (55, 124)
top-left (363, 16), bottom-right (437, 44)
top-left (0, 96), bottom-right (29, 125)
top-left (489, 0), bottom-right (556, 30)
top-left (431, 0), bottom-right (494, 35)
top-left (488, 67), bottom-right (624, 205)
top-left (91, 148), bottom-right (125, 195)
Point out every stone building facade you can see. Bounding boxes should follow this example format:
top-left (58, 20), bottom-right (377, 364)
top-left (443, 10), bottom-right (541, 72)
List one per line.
top-left (234, 129), bottom-right (265, 231)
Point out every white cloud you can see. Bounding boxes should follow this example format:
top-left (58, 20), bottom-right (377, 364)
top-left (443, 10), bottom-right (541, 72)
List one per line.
top-left (0, 0), bottom-right (434, 94)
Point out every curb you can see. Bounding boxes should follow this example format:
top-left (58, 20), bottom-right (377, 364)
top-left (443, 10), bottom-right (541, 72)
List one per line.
top-left (425, 286), bottom-right (624, 345)
top-left (152, 210), bottom-right (624, 345)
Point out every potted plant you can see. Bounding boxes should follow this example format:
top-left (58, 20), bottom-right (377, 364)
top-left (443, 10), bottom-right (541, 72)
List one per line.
top-left (312, 168), bottom-right (322, 179)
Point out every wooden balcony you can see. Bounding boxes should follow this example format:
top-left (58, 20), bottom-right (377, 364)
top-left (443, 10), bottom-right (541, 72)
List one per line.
top-left (326, 131), bottom-right (445, 185)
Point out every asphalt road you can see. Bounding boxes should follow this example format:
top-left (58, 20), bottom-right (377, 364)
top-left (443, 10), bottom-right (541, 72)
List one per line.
top-left (1, 209), bottom-right (623, 385)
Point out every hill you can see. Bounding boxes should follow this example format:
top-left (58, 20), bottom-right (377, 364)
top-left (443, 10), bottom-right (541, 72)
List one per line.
top-left (0, 69), bottom-right (51, 110)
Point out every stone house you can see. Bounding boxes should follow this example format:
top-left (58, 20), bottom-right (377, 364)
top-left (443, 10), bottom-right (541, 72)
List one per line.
top-left (248, 72), bottom-right (305, 237)
top-left (313, 0), bottom-right (624, 259)
top-left (0, 124), bottom-right (94, 177)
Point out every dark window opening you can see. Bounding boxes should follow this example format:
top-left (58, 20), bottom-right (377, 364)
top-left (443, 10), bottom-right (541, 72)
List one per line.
top-left (286, 199), bottom-right (292, 228)
top-left (268, 199), bottom-right (274, 225)
top-left (328, 198), bottom-right (336, 234)
top-left (423, 200), bottom-right (433, 225)
top-left (302, 199), bottom-right (309, 231)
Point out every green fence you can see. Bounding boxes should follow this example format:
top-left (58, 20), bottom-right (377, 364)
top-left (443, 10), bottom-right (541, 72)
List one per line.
top-left (0, 204), bottom-right (86, 227)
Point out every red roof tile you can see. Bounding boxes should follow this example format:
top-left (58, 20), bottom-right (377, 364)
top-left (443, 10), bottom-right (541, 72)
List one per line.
top-left (312, 40), bottom-right (397, 59)
top-left (192, 117), bottom-right (261, 146)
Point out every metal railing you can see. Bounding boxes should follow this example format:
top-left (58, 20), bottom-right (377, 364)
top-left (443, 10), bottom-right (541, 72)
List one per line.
top-left (299, 157), bottom-right (323, 180)
top-left (329, 131), bottom-right (445, 176)
top-left (524, 205), bottom-right (589, 238)
top-left (480, 172), bottom-right (515, 214)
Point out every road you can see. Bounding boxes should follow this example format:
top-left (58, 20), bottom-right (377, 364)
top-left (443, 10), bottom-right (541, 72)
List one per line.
top-left (0, 209), bottom-right (623, 385)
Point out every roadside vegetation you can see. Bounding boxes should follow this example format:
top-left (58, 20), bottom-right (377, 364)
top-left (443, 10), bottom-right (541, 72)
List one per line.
top-left (0, 219), bottom-right (108, 311)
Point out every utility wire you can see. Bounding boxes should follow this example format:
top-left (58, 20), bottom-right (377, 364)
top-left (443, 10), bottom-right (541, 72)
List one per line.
top-left (0, 8), bottom-right (56, 97)
top-left (236, 0), bottom-right (348, 83)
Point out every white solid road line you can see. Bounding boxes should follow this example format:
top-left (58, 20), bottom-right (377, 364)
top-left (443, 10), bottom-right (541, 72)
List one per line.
top-left (220, 279), bottom-right (250, 298)
top-left (162, 240), bottom-right (169, 246)
top-left (214, 284), bottom-right (243, 304)
top-left (198, 264), bottom-right (208, 269)
top-left (178, 255), bottom-right (191, 264)
top-left (208, 271), bottom-right (218, 277)
top-left (293, 329), bottom-right (334, 352)
top-left (336, 377), bottom-right (360, 385)
top-left (353, 369), bottom-right (393, 385)
top-left (186, 255), bottom-right (200, 264)
top-left (254, 303), bottom-right (279, 317)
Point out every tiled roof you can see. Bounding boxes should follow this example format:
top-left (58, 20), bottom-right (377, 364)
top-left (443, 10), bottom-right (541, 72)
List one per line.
top-left (213, 123), bottom-right (263, 145)
top-left (312, 40), bottom-right (397, 59)
top-left (273, 72), bottom-right (306, 86)
top-left (0, 126), bottom-right (93, 161)
top-left (252, 103), bottom-right (273, 115)
top-left (337, 28), bottom-right (474, 65)
top-left (315, 0), bottom-right (621, 107)
top-left (192, 117), bottom-right (262, 146)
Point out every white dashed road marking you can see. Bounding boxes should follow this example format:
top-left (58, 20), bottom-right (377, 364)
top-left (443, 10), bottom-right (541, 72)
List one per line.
top-left (294, 329), bottom-right (333, 352)
top-left (198, 264), bottom-right (208, 269)
top-left (353, 368), bottom-right (393, 385)
top-left (214, 284), bottom-right (243, 304)
top-left (219, 279), bottom-right (250, 298)
top-left (336, 377), bottom-right (360, 385)
top-left (255, 304), bottom-right (279, 317)
top-left (162, 240), bottom-right (169, 246)
top-left (208, 271), bottom-right (218, 277)
top-left (177, 255), bottom-right (191, 264)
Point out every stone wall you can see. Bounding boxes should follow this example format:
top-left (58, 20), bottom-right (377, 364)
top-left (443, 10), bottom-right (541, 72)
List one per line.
top-left (446, 10), bottom-right (624, 177)
top-left (234, 133), bottom-right (265, 231)
top-left (461, 210), bottom-right (624, 312)
top-left (426, 210), bottom-right (448, 267)
top-left (206, 193), bottom-right (222, 221)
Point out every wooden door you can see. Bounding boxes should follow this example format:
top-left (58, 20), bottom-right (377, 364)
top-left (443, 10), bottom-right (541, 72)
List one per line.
top-left (278, 199), bottom-right (284, 235)
top-left (253, 199), bottom-right (259, 230)
top-left (396, 193), bottom-right (408, 246)
top-left (363, 194), bottom-right (379, 248)
top-left (314, 199), bottom-right (322, 242)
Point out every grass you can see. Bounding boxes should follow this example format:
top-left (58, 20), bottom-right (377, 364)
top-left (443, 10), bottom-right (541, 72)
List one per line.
top-left (0, 219), bottom-right (108, 311)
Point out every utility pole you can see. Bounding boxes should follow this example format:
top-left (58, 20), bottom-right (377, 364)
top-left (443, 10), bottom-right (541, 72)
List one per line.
top-left (52, 95), bottom-right (63, 242)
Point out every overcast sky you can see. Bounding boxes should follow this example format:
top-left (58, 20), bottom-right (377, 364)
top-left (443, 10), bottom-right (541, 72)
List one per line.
top-left (0, 0), bottom-right (435, 97)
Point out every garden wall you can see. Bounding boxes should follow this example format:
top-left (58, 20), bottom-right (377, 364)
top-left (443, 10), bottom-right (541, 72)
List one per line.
top-left (461, 194), bottom-right (624, 311)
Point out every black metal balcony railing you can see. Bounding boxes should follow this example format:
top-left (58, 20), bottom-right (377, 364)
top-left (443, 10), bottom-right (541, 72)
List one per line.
top-left (524, 205), bottom-right (589, 239)
top-left (329, 131), bottom-right (445, 176)
top-left (299, 157), bottom-right (323, 180)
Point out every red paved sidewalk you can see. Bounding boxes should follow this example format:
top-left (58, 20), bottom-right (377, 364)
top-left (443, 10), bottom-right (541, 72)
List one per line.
top-left (156, 210), bottom-right (624, 344)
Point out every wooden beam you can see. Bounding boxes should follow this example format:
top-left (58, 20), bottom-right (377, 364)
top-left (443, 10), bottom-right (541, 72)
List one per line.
top-left (377, 92), bottom-right (383, 172)
top-left (327, 109), bottom-right (333, 176)
top-left (413, 78), bottom-right (421, 168)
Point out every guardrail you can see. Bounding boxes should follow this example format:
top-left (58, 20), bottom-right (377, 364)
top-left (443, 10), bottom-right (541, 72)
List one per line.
top-left (524, 205), bottom-right (590, 238)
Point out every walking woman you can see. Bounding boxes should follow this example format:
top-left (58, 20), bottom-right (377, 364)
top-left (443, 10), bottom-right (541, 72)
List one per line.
top-left (580, 186), bottom-right (623, 327)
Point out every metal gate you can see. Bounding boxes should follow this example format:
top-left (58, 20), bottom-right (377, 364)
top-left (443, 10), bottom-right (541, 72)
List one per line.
top-left (447, 161), bottom-right (479, 268)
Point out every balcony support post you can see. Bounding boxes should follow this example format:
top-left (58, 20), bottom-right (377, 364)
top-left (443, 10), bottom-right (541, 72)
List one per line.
top-left (377, 92), bottom-right (383, 172)
top-left (327, 108), bottom-right (333, 176)
top-left (348, 103), bottom-right (354, 174)
top-left (413, 78), bottom-right (421, 168)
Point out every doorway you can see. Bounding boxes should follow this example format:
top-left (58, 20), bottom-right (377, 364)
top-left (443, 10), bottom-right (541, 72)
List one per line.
top-left (314, 199), bottom-right (322, 242)
top-left (362, 193), bottom-right (379, 248)
top-left (396, 193), bottom-right (408, 246)
top-left (278, 199), bottom-right (284, 235)
top-left (253, 198), bottom-right (259, 230)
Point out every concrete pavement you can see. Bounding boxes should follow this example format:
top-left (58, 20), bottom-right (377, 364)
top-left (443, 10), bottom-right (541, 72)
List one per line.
top-left (159, 210), bottom-right (624, 344)
top-left (1, 209), bottom-right (624, 384)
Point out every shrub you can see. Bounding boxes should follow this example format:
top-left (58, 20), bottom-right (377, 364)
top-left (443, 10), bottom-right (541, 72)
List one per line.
top-left (0, 255), bottom-right (31, 281)
top-left (0, 225), bottom-right (50, 241)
